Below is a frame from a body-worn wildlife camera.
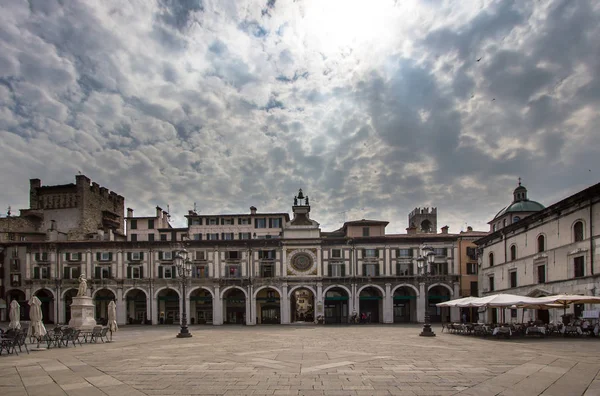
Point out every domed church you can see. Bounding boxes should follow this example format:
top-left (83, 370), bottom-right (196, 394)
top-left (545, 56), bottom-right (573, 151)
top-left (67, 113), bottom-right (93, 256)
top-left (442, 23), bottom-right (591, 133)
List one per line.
top-left (489, 179), bottom-right (545, 232)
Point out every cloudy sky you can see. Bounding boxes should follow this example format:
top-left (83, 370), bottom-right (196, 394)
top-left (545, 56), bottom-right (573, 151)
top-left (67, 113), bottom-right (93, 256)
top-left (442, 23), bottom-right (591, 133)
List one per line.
top-left (1, 0), bottom-right (599, 234)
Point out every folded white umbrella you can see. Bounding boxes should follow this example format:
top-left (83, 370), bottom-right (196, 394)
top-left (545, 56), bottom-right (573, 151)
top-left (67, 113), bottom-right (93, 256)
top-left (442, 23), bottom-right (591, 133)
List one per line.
top-left (8, 300), bottom-right (21, 330)
top-left (27, 296), bottom-right (47, 339)
top-left (107, 300), bottom-right (118, 342)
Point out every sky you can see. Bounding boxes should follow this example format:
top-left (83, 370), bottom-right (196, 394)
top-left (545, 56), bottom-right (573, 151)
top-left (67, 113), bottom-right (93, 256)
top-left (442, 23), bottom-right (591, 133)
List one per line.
top-left (0, 0), bottom-right (599, 234)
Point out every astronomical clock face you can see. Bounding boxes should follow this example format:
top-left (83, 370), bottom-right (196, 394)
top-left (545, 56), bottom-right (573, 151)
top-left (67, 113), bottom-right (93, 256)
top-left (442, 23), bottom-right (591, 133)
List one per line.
top-left (287, 249), bottom-right (317, 275)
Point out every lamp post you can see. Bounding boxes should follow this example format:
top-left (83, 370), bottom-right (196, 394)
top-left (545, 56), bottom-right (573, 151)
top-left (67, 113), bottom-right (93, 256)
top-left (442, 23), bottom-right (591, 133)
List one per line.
top-left (174, 248), bottom-right (192, 338)
top-left (417, 246), bottom-right (436, 337)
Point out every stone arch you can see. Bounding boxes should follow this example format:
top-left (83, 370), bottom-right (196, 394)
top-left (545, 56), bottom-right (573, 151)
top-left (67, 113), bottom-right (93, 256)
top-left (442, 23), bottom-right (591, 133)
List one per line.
top-left (288, 285), bottom-right (317, 298)
top-left (6, 288), bottom-right (26, 300)
top-left (32, 287), bottom-right (56, 300)
top-left (572, 219), bottom-right (585, 242)
top-left (427, 282), bottom-right (453, 295)
top-left (391, 283), bottom-right (420, 296)
top-left (61, 288), bottom-right (79, 299)
top-left (220, 286), bottom-right (248, 299)
top-left (322, 284), bottom-right (351, 297)
top-left (357, 284), bottom-right (385, 297)
top-left (188, 286), bottom-right (214, 299)
top-left (154, 286), bottom-right (180, 299)
top-left (124, 287), bottom-right (149, 299)
top-left (92, 287), bottom-right (117, 300)
top-left (253, 285), bottom-right (282, 299)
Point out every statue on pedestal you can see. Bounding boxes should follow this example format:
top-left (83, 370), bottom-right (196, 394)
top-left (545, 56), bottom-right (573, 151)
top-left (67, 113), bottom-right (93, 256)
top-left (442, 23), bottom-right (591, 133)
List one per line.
top-left (77, 274), bottom-right (87, 297)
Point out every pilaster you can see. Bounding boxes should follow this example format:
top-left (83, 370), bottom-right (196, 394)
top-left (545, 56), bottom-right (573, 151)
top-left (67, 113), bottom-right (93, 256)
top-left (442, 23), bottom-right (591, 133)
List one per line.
top-left (417, 282), bottom-right (426, 323)
top-left (117, 287), bottom-right (126, 325)
top-left (383, 283), bottom-right (393, 323)
top-left (316, 282), bottom-right (323, 320)
top-left (213, 285), bottom-right (222, 325)
top-left (281, 283), bottom-right (290, 324)
top-left (247, 284), bottom-right (255, 325)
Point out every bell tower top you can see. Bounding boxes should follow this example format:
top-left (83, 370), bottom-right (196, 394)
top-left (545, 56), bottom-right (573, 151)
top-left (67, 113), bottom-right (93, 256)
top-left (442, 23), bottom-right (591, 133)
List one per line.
top-left (293, 189), bottom-right (309, 207)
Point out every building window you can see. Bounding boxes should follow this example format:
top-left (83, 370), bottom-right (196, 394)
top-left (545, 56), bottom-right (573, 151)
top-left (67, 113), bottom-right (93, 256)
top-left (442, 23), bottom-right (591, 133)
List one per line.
top-left (162, 265), bottom-right (174, 279)
top-left (363, 249), bottom-right (378, 258)
top-left (466, 263), bottom-right (477, 275)
top-left (239, 232), bottom-right (251, 239)
top-left (160, 251), bottom-right (173, 261)
top-left (148, 219), bottom-right (155, 229)
top-left (148, 234), bottom-right (155, 242)
top-left (160, 234), bottom-right (167, 241)
top-left (208, 218), bottom-right (217, 225)
top-left (493, 224), bottom-right (497, 232)
top-left (488, 252), bottom-right (494, 267)
top-left (204, 233), bottom-right (217, 240)
top-left (503, 219), bottom-right (507, 228)
top-left (11, 274), bottom-right (21, 287)
top-left (226, 265), bottom-right (241, 278)
top-left (33, 266), bottom-right (50, 279)
top-left (240, 218), bottom-right (250, 225)
top-left (226, 251), bottom-right (240, 260)
top-left (537, 265), bottom-right (546, 283)
top-left (98, 252), bottom-right (112, 261)
top-left (191, 218), bottom-right (201, 225)
top-left (574, 256), bottom-right (585, 278)
top-left (270, 218), bottom-right (282, 228)
top-left (255, 218), bottom-right (267, 228)
top-left (470, 281), bottom-right (478, 296)
top-left (537, 235), bottom-right (545, 252)
top-left (509, 271), bottom-right (517, 288)
top-left (510, 245), bottom-right (517, 261)
top-left (574, 221), bottom-right (584, 242)
top-left (129, 252), bottom-right (142, 261)
top-left (223, 233), bottom-right (234, 240)
top-left (195, 251), bottom-right (206, 261)
top-left (489, 276), bottom-right (495, 292)
top-left (127, 265), bottom-right (143, 279)
top-left (396, 263), bottom-right (412, 276)
top-left (397, 248), bottom-right (412, 258)
top-left (67, 252), bottom-right (81, 262)
top-left (193, 233), bottom-right (202, 240)
top-left (130, 233), bottom-right (137, 242)
top-left (363, 264), bottom-right (379, 277)
top-left (95, 266), bottom-right (112, 279)
top-left (223, 218), bottom-right (234, 225)
top-left (195, 265), bottom-right (209, 278)
top-left (260, 263), bottom-right (274, 277)
top-left (130, 219), bottom-right (137, 229)
top-left (433, 248), bottom-right (447, 257)
top-left (258, 250), bottom-right (276, 260)
top-left (331, 249), bottom-right (342, 258)
top-left (63, 266), bottom-right (81, 280)
top-left (34, 252), bottom-right (49, 262)
top-left (329, 263), bottom-right (345, 277)
top-left (513, 216), bottom-right (520, 223)
top-left (362, 227), bottom-right (370, 237)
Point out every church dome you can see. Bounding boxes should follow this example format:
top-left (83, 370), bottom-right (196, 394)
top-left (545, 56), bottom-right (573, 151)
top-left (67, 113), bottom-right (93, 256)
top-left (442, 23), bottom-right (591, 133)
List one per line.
top-left (492, 181), bottom-right (544, 220)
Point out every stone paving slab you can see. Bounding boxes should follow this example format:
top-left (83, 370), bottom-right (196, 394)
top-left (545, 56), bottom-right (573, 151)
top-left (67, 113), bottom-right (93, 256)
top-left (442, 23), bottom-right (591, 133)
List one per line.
top-left (1, 325), bottom-right (600, 395)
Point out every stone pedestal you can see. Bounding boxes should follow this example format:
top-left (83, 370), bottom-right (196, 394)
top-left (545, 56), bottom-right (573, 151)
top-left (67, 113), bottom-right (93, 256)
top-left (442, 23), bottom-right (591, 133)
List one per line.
top-left (68, 296), bottom-right (97, 330)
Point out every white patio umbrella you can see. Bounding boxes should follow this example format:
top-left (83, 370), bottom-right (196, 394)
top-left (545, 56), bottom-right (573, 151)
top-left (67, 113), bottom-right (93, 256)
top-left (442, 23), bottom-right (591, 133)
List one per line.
top-left (436, 297), bottom-right (478, 307)
top-left (27, 296), bottom-right (47, 340)
top-left (535, 294), bottom-right (600, 317)
top-left (107, 300), bottom-right (118, 342)
top-left (8, 300), bottom-right (21, 330)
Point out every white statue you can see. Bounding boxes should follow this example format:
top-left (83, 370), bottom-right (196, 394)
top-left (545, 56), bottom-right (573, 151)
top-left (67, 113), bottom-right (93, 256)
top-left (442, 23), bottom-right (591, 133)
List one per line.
top-left (77, 274), bottom-right (87, 297)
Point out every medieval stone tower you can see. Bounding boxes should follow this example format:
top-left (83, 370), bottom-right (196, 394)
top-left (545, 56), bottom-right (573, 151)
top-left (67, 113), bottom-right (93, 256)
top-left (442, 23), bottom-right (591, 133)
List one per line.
top-left (408, 207), bottom-right (438, 234)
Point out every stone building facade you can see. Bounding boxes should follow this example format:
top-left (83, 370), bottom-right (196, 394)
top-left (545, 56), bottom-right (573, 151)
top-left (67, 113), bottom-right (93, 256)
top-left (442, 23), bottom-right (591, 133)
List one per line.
top-left (475, 182), bottom-right (600, 323)
top-left (1, 182), bottom-right (470, 325)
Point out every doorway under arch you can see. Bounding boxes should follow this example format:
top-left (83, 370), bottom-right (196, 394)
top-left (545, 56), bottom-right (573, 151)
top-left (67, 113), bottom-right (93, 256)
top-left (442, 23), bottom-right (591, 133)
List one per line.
top-left (157, 288), bottom-right (180, 325)
top-left (94, 289), bottom-right (116, 325)
top-left (324, 287), bottom-right (349, 324)
top-left (34, 289), bottom-right (54, 324)
top-left (223, 288), bottom-right (246, 324)
top-left (290, 288), bottom-right (314, 323)
top-left (393, 286), bottom-right (417, 323)
top-left (256, 287), bottom-right (281, 324)
top-left (125, 289), bottom-right (148, 324)
top-left (190, 288), bottom-right (213, 325)
top-left (428, 285), bottom-right (451, 323)
top-left (359, 286), bottom-right (383, 323)
top-left (63, 288), bottom-right (78, 323)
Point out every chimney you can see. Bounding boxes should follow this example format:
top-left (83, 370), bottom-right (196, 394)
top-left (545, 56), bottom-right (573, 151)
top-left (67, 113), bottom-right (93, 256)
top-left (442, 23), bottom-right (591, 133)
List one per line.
top-left (163, 210), bottom-right (169, 220)
top-left (156, 206), bottom-right (162, 218)
top-left (127, 208), bottom-right (134, 217)
top-left (467, 226), bottom-right (473, 232)
top-left (441, 225), bottom-right (449, 234)
top-left (406, 224), bottom-right (417, 235)
top-left (250, 206), bottom-right (257, 215)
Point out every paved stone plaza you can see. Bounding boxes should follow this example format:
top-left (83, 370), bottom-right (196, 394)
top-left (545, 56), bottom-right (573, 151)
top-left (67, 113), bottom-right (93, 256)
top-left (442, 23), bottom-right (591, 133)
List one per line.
top-left (1, 324), bottom-right (600, 396)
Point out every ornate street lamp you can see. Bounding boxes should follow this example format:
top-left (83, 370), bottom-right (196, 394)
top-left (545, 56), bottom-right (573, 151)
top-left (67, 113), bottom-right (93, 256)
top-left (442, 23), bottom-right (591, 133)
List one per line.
top-left (417, 245), bottom-right (436, 337)
top-left (174, 248), bottom-right (192, 338)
